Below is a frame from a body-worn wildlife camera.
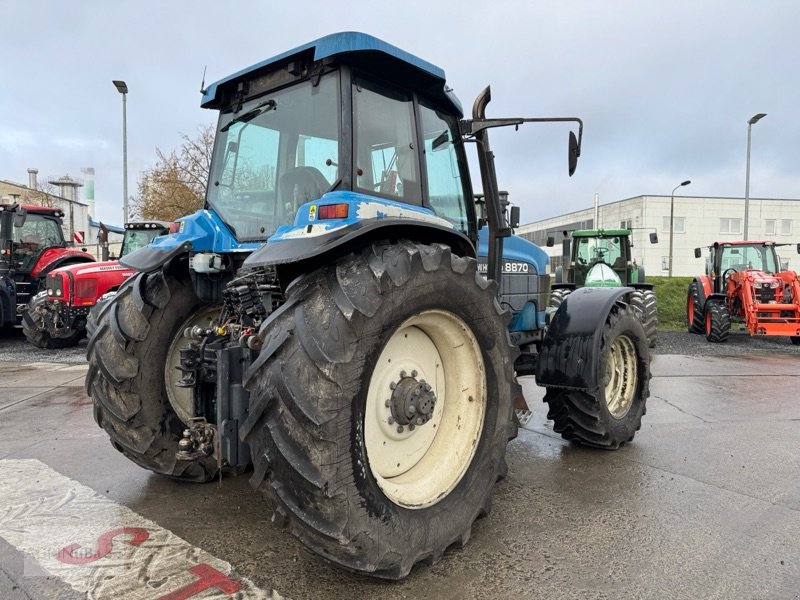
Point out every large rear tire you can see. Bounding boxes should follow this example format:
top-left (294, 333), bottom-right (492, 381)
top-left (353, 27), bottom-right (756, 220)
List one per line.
top-left (22, 293), bottom-right (84, 349)
top-left (543, 304), bottom-right (649, 449)
top-left (85, 268), bottom-right (219, 481)
top-left (629, 289), bottom-right (658, 348)
top-left (704, 298), bottom-right (730, 343)
top-left (241, 241), bottom-right (519, 579)
top-left (686, 282), bottom-right (704, 334)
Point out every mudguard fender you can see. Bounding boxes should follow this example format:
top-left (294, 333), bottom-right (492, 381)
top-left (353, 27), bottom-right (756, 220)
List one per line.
top-left (535, 286), bottom-right (634, 391)
top-left (695, 275), bottom-right (712, 305)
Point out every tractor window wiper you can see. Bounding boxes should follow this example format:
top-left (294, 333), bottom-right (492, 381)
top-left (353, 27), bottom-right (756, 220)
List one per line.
top-left (220, 99), bottom-right (276, 132)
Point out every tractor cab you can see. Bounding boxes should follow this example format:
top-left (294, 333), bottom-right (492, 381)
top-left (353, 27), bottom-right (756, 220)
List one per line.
top-left (2, 206), bottom-right (66, 274)
top-left (199, 38), bottom-right (475, 251)
top-left (699, 241), bottom-right (782, 293)
top-left (119, 221), bottom-right (171, 257)
top-left (557, 229), bottom-right (647, 287)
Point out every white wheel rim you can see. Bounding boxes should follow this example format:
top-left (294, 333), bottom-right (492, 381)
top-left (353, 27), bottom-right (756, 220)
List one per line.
top-left (364, 309), bottom-right (486, 509)
top-left (165, 306), bottom-right (219, 426)
top-left (604, 334), bottom-right (638, 418)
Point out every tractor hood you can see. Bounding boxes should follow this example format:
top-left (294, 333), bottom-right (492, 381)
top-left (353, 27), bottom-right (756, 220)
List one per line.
top-left (584, 263), bottom-right (622, 287)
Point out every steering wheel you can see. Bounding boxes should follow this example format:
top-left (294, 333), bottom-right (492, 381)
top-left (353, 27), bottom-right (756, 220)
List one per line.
top-left (722, 267), bottom-right (738, 286)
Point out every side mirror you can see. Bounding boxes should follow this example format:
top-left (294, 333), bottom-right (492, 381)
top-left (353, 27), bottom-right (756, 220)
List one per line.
top-left (568, 131), bottom-right (579, 176)
top-left (649, 232), bottom-right (658, 244)
top-left (509, 206), bottom-right (520, 229)
top-left (13, 206), bottom-right (27, 227)
top-left (694, 248), bottom-right (702, 259)
top-left (796, 243), bottom-right (800, 254)
top-left (546, 236), bottom-right (555, 247)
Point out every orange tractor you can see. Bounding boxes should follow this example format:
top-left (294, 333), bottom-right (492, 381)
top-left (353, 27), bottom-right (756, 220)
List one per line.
top-left (687, 241), bottom-right (800, 344)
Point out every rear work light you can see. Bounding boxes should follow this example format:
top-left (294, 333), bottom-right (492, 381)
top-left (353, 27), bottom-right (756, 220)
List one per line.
top-left (318, 204), bottom-right (349, 220)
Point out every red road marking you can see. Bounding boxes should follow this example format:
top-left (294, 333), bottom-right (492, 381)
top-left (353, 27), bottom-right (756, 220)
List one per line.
top-left (157, 564), bottom-right (243, 600)
top-left (57, 527), bottom-right (150, 565)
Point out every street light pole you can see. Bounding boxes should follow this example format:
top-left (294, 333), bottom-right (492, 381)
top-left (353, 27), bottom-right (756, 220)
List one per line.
top-left (112, 80), bottom-right (129, 224)
top-left (744, 113), bottom-right (766, 240)
top-left (668, 179), bottom-right (691, 277)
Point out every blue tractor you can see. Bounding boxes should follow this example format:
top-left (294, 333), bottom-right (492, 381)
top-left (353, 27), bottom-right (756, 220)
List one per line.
top-left (86, 32), bottom-right (650, 579)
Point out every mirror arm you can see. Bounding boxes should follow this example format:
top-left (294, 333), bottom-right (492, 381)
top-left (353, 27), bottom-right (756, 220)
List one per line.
top-left (462, 117), bottom-right (583, 155)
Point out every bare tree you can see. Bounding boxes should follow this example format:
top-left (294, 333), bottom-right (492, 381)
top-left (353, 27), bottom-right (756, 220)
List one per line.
top-left (21, 181), bottom-right (60, 207)
top-left (133, 124), bottom-right (214, 221)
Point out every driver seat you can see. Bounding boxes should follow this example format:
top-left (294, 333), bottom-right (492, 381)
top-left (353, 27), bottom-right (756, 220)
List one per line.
top-left (278, 167), bottom-right (329, 207)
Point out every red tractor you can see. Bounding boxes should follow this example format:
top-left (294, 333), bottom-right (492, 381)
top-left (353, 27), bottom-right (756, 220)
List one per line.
top-left (23, 221), bottom-right (170, 348)
top-left (687, 240), bottom-right (800, 344)
top-left (1, 204), bottom-right (95, 332)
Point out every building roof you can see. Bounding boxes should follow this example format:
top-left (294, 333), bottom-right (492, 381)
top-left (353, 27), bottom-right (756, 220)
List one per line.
top-left (89, 218), bottom-right (124, 234)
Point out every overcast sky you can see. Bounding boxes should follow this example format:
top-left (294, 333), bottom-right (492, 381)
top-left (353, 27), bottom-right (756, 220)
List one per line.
top-left (1, 0), bottom-right (798, 226)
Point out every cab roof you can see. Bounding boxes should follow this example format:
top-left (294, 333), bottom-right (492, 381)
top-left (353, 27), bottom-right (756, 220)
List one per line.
top-left (0, 204), bottom-right (63, 217)
top-left (572, 229), bottom-right (630, 237)
top-left (711, 240), bottom-right (775, 247)
top-left (201, 31), bottom-right (462, 116)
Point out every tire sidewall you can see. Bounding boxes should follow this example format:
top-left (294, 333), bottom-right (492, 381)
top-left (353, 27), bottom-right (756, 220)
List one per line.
top-left (346, 259), bottom-right (510, 540)
top-left (595, 306), bottom-right (649, 439)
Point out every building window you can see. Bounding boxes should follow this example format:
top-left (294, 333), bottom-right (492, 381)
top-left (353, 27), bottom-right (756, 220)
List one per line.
top-left (662, 216), bottom-right (685, 233)
top-left (720, 218), bottom-right (741, 234)
top-left (781, 219), bottom-right (792, 235)
top-left (765, 219), bottom-right (776, 235)
top-left (620, 219), bottom-right (632, 230)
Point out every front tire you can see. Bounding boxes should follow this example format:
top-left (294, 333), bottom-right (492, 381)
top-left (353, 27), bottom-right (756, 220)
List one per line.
top-left (543, 303), bottom-right (649, 449)
top-left (686, 282), bottom-right (704, 334)
top-left (241, 241), bottom-right (519, 579)
top-left (86, 268), bottom-right (219, 481)
top-left (704, 298), bottom-right (730, 343)
top-left (22, 293), bottom-right (84, 349)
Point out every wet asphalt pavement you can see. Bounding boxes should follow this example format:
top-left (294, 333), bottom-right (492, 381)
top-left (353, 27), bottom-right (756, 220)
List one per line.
top-left (1, 329), bottom-right (799, 599)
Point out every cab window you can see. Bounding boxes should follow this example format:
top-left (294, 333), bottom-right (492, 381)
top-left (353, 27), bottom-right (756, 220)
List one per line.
top-left (419, 103), bottom-right (468, 233)
top-left (353, 76), bottom-right (421, 203)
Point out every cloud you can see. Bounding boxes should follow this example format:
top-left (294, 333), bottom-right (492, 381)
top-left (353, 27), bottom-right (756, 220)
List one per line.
top-left (53, 137), bottom-right (111, 151)
top-left (0, 129), bottom-right (36, 153)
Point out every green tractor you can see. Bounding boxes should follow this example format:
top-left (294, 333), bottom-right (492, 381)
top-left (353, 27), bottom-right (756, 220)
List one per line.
top-left (551, 228), bottom-right (658, 346)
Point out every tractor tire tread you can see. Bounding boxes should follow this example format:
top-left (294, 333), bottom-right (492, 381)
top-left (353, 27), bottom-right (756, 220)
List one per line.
top-left (543, 304), bottom-right (650, 449)
top-left (86, 269), bottom-right (218, 482)
top-left (243, 240), bottom-right (519, 579)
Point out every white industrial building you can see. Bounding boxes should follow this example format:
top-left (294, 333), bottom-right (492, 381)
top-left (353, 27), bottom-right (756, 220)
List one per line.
top-left (516, 195), bottom-right (800, 277)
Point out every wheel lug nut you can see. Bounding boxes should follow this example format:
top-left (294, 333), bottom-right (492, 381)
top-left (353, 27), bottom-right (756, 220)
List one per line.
top-left (400, 370), bottom-right (407, 378)
top-left (416, 417), bottom-right (424, 425)
top-left (409, 424), bottom-right (415, 431)
top-left (389, 382), bottom-right (396, 390)
top-left (397, 425), bottom-right (404, 433)
top-left (385, 399), bottom-right (391, 407)
top-left (411, 370), bottom-right (418, 377)
top-left (388, 417), bottom-right (395, 425)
